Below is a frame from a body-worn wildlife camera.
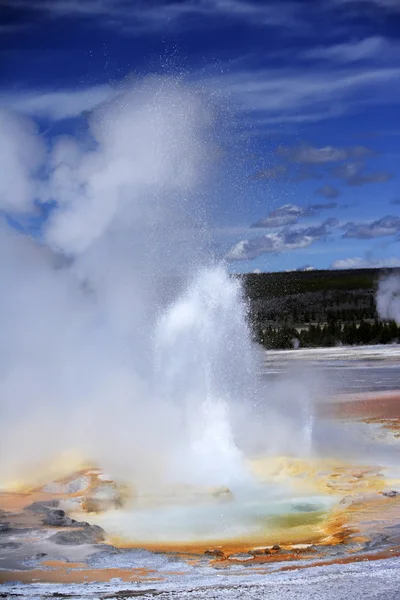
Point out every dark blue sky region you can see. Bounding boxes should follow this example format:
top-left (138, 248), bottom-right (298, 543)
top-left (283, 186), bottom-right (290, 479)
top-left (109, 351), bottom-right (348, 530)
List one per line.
top-left (1, 0), bottom-right (399, 272)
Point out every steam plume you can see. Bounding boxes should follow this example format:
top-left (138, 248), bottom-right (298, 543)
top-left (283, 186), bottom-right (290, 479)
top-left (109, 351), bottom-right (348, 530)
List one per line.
top-left (0, 77), bottom-right (314, 495)
top-left (376, 273), bottom-right (400, 324)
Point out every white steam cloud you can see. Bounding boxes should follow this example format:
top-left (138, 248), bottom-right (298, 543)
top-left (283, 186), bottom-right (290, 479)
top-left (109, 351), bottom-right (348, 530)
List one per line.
top-left (376, 273), bottom-right (400, 324)
top-left (0, 109), bottom-right (45, 212)
top-left (0, 77), bottom-right (316, 495)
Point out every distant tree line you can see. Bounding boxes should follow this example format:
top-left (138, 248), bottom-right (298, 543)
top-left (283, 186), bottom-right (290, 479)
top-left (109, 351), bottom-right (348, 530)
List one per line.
top-left (253, 320), bottom-right (400, 350)
top-left (253, 306), bottom-right (378, 325)
top-left (243, 268), bottom-right (400, 350)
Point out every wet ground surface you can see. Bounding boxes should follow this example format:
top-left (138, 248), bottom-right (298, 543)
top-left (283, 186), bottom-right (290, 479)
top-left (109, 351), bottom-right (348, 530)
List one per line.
top-left (264, 364), bottom-right (400, 394)
top-left (1, 345), bottom-right (399, 599)
top-left (1, 558), bottom-right (400, 599)
top-left (262, 346), bottom-right (400, 394)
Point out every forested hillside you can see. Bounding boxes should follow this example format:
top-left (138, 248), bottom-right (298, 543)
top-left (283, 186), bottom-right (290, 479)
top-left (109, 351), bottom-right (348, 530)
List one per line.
top-left (239, 268), bottom-right (400, 349)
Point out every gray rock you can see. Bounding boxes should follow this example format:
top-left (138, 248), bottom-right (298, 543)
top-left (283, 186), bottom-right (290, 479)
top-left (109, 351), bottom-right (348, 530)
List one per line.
top-left (0, 541), bottom-right (21, 549)
top-left (204, 549), bottom-right (225, 558)
top-left (42, 509), bottom-right (88, 528)
top-left (363, 534), bottom-right (390, 551)
top-left (50, 524), bottom-right (105, 545)
top-left (0, 523), bottom-right (10, 533)
top-left (25, 500), bottom-right (60, 514)
top-left (249, 549), bottom-right (265, 556)
top-left (42, 509), bottom-right (68, 526)
top-left (382, 490), bottom-right (399, 498)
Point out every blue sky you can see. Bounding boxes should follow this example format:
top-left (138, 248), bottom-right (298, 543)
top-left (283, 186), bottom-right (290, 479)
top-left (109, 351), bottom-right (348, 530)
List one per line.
top-left (1, 0), bottom-right (399, 272)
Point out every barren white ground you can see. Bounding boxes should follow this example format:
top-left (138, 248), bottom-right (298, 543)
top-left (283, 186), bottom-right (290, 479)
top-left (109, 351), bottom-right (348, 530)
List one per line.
top-left (2, 557), bottom-right (399, 599)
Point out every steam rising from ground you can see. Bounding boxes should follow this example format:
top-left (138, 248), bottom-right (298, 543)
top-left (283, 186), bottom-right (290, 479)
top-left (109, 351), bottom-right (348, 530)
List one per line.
top-left (0, 77), bottom-right (315, 494)
top-left (377, 273), bottom-right (400, 324)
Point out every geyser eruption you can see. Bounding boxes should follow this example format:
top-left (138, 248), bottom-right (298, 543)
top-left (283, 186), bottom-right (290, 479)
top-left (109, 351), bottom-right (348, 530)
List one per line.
top-left (156, 266), bottom-right (256, 488)
top-left (0, 76), bottom-right (313, 517)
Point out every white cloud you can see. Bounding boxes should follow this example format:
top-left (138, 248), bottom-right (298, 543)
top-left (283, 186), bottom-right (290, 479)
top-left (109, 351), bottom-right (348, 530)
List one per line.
top-left (277, 143), bottom-right (373, 163)
top-left (342, 215), bottom-right (400, 239)
top-left (0, 86), bottom-right (116, 121)
top-left (252, 202), bottom-right (337, 228)
top-left (302, 37), bottom-right (386, 63)
top-left (252, 204), bottom-right (301, 228)
top-left (332, 161), bottom-right (393, 186)
top-left (331, 256), bottom-right (400, 269)
top-left (252, 214), bottom-right (299, 228)
top-left (208, 66), bottom-right (400, 124)
top-left (227, 219), bottom-right (338, 261)
top-left (3, 64), bottom-right (400, 129)
top-left (297, 265), bottom-right (317, 271)
top-left (1, 0), bottom-right (296, 33)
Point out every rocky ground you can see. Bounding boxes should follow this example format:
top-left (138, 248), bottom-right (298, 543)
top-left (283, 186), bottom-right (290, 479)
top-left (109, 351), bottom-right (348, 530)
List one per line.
top-left (1, 351), bottom-right (399, 599)
top-left (1, 557), bottom-right (400, 599)
top-left (1, 457), bottom-right (399, 598)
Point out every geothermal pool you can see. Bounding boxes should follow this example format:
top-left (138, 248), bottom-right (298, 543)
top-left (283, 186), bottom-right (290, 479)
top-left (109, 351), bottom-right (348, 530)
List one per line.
top-left (0, 349), bottom-right (399, 598)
